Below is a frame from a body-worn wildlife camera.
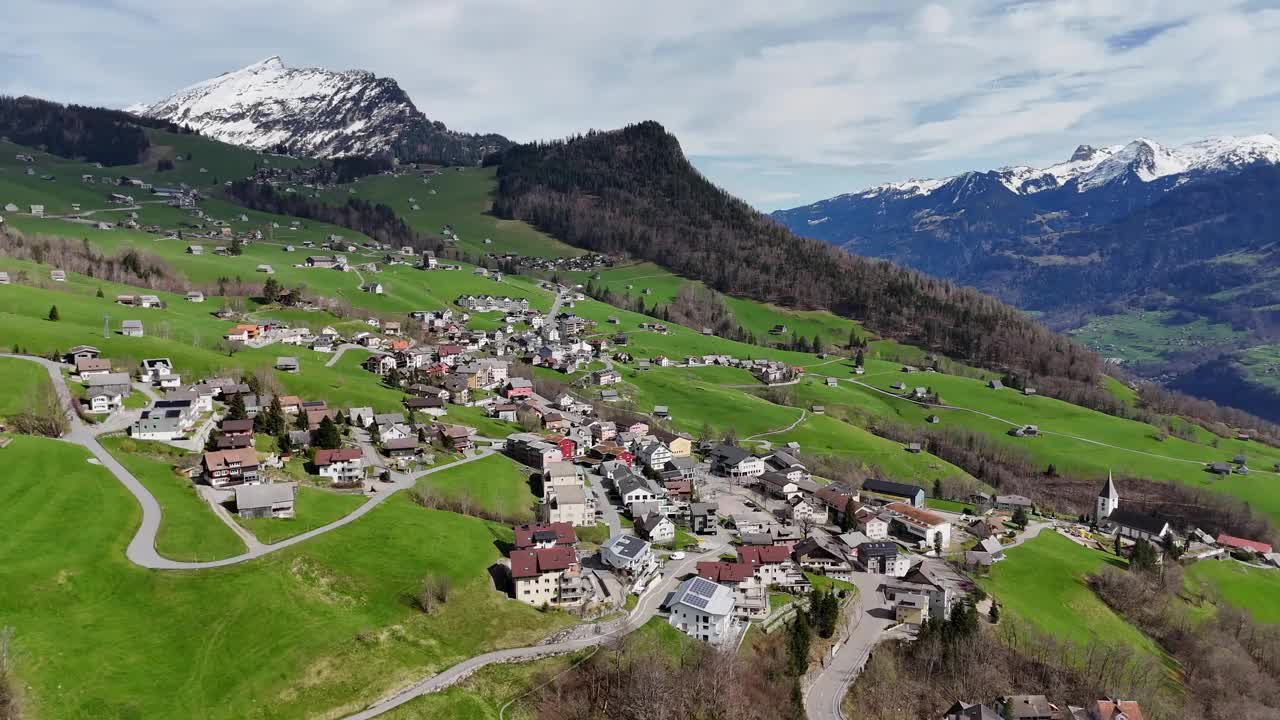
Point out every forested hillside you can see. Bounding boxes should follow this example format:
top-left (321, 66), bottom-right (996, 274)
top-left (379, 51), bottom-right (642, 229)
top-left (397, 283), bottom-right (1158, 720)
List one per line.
top-left (0, 95), bottom-right (185, 166)
top-left (493, 121), bottom-right (1102, 388)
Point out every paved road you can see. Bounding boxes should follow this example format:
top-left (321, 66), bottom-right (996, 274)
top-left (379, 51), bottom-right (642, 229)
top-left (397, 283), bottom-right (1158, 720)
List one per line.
top-left (586, 470), bottom-right (622, 537)
top-left (2, 353), bottom-right (495, 570)
top-left (324, 342), bottom-right (379, 367)
top-left (340, 532), bottom-right (731, 719)
top-left (803, 519), bottom-right (1056, 720)
top-left (804, 571), bottom-right (896, 720)
top-left (744, 408), bottom-right (808, 443)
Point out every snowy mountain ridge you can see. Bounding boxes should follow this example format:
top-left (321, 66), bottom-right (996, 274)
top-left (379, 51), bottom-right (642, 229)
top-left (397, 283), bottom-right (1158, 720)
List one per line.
top-left (841, 134), bottom-right (1280, 201)
top-left (128, 56), bottom-right (508, 165)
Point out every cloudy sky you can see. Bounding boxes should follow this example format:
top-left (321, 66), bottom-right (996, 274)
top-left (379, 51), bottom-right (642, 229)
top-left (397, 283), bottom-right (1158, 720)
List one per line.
top-left (4, 0), bottom-right (1280, 209)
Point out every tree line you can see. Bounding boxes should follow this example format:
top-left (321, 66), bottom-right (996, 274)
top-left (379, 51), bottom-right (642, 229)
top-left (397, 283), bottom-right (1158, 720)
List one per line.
top-left (0, 95), bottom-right (186, 166)
top-left (225, 179), bottom-right (443, 252)
top-left (492, 122), bottom-right (1104, 391)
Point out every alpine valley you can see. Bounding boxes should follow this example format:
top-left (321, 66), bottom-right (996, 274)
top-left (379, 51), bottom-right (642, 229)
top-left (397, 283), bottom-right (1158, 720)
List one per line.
top-left (773, 136), bottom-right (1280, 421)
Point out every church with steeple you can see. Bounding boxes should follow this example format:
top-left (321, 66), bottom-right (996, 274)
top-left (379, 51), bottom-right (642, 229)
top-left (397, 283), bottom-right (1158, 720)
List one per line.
top-left (1094, 471), bottom-right (1174, 544)
top-left (1096, 471), bottom-right (1119, 523)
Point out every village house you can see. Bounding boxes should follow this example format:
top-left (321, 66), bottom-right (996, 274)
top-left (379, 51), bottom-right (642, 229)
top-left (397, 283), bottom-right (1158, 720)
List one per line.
top-left (513, 522), bottom-right (578, 550)
top-left (74, 357), bottom-right (112, 378)
top-left (636, 512), bottom-right (676, 543)
top-left (667, 577), bottom-right (735, 644)
top-left (313, 448), bottom-right (364, 485)
top-left (708, 444), bottom-right (765, 478)
top-left (202, 447), bottom-right (260, 488)
top-left (600, 535), bottom-right (656, 576)
top-left (121, 320), bottom-right (144, 337)
top-left (882, 502), bottom-right (952, 548)
top-left (792, 535), bottom-right (853, 579)
top-left (542, 485), bottom-right (592, 526)
top-left (509, 547), bottom-right (589, 607)
top-left (697, 560), bottom-right (768, 619)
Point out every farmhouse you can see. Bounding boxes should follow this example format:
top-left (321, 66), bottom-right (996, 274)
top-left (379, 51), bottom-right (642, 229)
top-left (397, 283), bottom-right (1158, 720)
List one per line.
top-left (513, 522), bottom-right (578, 549)
top-left (861, 478), bottom-right (926, 508)
top-left (202, 447), bottom-right (260, 488)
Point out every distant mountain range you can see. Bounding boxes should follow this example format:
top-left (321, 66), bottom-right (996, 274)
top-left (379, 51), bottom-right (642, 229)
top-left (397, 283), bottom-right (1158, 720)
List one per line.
top-left (772, 134), bottom-right (1280, 419)
top-left (128, 56), bottom-right (509, 165)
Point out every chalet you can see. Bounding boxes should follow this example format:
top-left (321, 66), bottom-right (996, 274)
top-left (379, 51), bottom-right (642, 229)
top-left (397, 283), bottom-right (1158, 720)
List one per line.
top-left (382, 437), bottom-right (419, 458)
top-left (185, 291), bottom-right (205, 303)
top-left (436, 424), bottom-right (473, 451)
top-left (994, 494), bottom-right (1034, 511)
top-left (202, 447), bottom-right (260, 488)
top-left (121, 320), bottom-right (144, 337)
top-left (792, 535), bottom-right (853, 578)
top-left (998, 696), bottom-right (1054, 720)
top-left (313, 448), bottom-right (364, 484)
top-left (361, 282), bottom-right (384, 295)
top-left (75, 357), bottom-right (112, 377)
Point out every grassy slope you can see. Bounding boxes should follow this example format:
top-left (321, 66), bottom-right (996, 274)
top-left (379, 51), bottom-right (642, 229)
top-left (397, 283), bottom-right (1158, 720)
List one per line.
top-left (416, 453), bottom-right (537, 522)
top-left (237, 486), bottom-right (367, 544)
top-left (99, 435), bottom-right (247, 561)
top-left (315, 167), bottom-right (580, 258)
top-left (800, 357), bottom-right (1280, 522)
top-left (1184, 560), bottom-right (1280, 624)
top-left (981, 532), bottom-right (1166, 665)
top-left (0, 434), bottom-right (572, 720)
top-left (0, 355), bottom-right (52, 417)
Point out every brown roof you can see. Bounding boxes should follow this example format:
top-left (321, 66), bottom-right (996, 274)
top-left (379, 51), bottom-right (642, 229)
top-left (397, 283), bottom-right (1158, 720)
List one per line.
top-left (202, 447), bottom-right (258, 472)
top-left (510, 546), bottom-right (577, 579)
top-left (696, 560), bottom-right (755, 583)
top-left (220, 418), bottom-right (254, 433)
top-left (1091, 700), bottom-right (1143, 720)
top-left (513, 522), bottom-right (578, 549)
top-left (885, 502), bottom-right (946, 527)
top-left (738, 544), bottom-right (791, 566)
top-left (439, 425), bottom-right (470, 439)
top-left (816, 485), bottom-right (858, 509)
top-left (75, 358), bottom-right (111, 373)
top-left (278, 395), bottom-right (302, 407)
top-left (383, 437), bottom-right (418, 450)
top-left (314, 448), bottom-right (362, 465)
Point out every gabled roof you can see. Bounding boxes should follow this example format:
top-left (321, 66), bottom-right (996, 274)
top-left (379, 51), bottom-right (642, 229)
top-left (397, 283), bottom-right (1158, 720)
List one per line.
top-left (737, 544), bottom-right (790, 565)
top-left (202, 447), bottom-right (258, 471)
top-left (513, 522), bottom-right (578, 549)
top-left (696, 560), bottom-right (754, 583)
top-left (1106, 509), bottom-right (1171, 535)
top-left (510, 546), bottom-right (577, 579)
top-left (234, 483), bottom-right (293, 510)
top-left (314, 448), bottom-right (363, 465)
top-left (862, 478), bottom-right (924, 499)
top-left (709, 444), bottom-right (754, 465)
top-left (1099, 471), bottom-right (1119, 500)
top-left (1216, 533), bottom-right (1272, 554)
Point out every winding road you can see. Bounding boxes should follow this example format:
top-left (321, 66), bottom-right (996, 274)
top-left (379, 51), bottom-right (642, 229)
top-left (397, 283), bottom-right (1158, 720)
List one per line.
top-left (2, 353), bottom-right (495, 570)
top-left (340, 533), bottom-right (731, 719)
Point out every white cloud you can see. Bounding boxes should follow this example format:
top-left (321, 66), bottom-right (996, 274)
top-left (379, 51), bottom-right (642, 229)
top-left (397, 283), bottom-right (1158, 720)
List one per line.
top-left (1, 0), bottom-right (1279, 210)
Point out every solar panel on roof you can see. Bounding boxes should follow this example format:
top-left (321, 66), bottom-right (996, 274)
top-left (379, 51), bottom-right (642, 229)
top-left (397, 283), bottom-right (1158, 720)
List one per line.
top-left (685, 594), bottom-right (709, 609)
top-left (690, 578), bottom-right (718, 597)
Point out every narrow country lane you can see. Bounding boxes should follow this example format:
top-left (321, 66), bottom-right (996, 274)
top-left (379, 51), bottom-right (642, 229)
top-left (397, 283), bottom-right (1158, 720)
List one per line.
top-left (1, 353), bottom-right (495, 570)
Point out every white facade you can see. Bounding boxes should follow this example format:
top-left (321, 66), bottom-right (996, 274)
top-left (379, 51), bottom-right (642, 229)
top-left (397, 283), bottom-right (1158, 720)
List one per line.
top-left (668, 577), bottom-right (735, 644)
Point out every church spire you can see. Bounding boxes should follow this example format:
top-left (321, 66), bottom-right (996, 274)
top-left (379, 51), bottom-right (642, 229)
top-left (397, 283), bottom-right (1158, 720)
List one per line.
top-left (1099, 470), bottom-right (1119, 500)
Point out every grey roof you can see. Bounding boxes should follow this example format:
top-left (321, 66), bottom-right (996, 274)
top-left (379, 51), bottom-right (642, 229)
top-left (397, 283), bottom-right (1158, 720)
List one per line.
top-left (86, 372), bottom-right (132, 387)
top-left (710, 443), bottom-right (753, 465)
top-left (862, 478), bottom-right (925, 499)
top-left (235, 483), bottom-right (294, 510)
top-left (669, 576), bottom-right (734, 616)
top-left (550, 485), bottom-right (587, 504)
top-left (603, 534), bottom-right (651, 560)
top-left (1107, 509), bottom-right (1171, 535)
top-left (617, 472), bottom-right (661, 498)
top-left (1099, 472), bottom-right (1119, 500)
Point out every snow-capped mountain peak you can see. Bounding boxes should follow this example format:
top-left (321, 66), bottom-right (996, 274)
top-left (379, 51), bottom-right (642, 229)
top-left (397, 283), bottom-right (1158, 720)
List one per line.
top-left (842, 134), bottom-right (1279, 201)
top-left (129, 56), bottom-right (508, 165)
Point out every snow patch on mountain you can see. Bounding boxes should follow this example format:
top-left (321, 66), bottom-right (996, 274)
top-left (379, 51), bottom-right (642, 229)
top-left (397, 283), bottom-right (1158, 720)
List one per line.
top-left (843, 134), bottom-right (1280, 201)
top-left (128, 56), bottom-right (507, 164)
